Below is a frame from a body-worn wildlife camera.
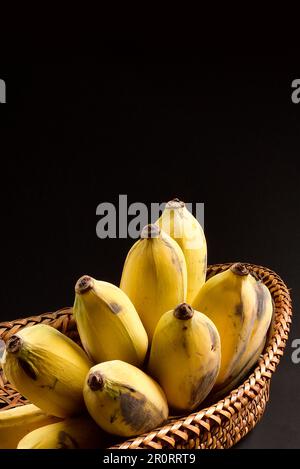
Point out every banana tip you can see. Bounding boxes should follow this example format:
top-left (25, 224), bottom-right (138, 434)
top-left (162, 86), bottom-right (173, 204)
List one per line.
top-left (87, 371), bottom-right (105, 391)
top-left (166, 198), bottom-right (185, 209)
top-left (230, 263), bottom-right (249, 276)
top-left (141, 224), bottom-right (160, 239)
top-left (174, 303), bottom-right (194, 320)
top-left (75, 275), bottom-right (94, 294)
top-left (7, 335), bottom-right (22, 354)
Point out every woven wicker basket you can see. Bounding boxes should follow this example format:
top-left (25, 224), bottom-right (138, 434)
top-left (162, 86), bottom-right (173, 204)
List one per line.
top-left (0, 263), bottom-right (292, 449)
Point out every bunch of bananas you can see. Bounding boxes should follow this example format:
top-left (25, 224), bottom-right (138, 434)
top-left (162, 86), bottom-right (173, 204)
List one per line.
top-left (0, 198), bottom-right (273, 449)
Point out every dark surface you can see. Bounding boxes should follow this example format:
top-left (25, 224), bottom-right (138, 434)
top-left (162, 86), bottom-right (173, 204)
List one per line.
top-left (0, 54), bottom-right (299, 448)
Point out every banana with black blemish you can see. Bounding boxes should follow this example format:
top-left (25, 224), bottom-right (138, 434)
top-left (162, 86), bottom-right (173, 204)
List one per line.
top-left (17, 416), bottom-right (108, 449)
top-left (148, 303), bottom-right (221, 411)
top-left (2, 324), bottom-right (92, 418)
top-left (120, 224), bottom-right (187, 341)
top-left (222, 280), bottom-right (273, 391)
top-left (83, 360), bottom-right (169, 437)
top-left (156, 198), bottom-right (207, 303)
top-left (192, 263), bottom-right (272, 392)
top-left (73, 276), bottom-right (148, 366)
top-left (212, 338), bottom-right (266, 400)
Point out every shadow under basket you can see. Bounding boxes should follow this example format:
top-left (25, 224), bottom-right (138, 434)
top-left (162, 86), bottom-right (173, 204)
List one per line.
top-left (0, 263), bottom-right (292, 449)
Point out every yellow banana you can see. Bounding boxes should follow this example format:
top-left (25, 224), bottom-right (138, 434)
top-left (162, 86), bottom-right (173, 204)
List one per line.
top-left (192, 263), bottom-right (259, 391)
top-left (213, 281), bottom-right (273, 397)
top-left (83, 360), bottom-right (168, 437)
top-left (120, 224), bottom-right (187, 341)
top-left (0, 404), bottom-right (61, 449)
top-left (148, 303), bottom-right (221, 412)
top-left (17, 416), bottom-right (107, 449)
top-left (229, 280), bottom-right (273, 381)
top-left (156, 198), bottom-right (207, 303)
top-left (2, 324), bottom-right (92, 418)
top-left (212, 338), bottom-right (266, 400)
top-left (73, 276), bottom-right (148, 366)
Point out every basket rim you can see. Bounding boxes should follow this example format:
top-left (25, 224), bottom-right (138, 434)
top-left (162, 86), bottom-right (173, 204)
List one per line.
top-left (0, 262), bottom-right (292, 449)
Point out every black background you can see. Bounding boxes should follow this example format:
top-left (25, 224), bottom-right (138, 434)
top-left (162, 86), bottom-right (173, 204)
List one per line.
top-left (0, 52), bottom-right (299, 448)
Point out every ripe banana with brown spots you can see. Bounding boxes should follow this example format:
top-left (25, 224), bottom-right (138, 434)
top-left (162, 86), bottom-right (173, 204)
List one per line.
top-left (83, 360), bottom-right (169, 437)
top-left (73, 276), bottom-right (148, 366)
top-left (156, 198), bottom-right (207, 303)
top-left (120, 224), bottom-right (187, 341)
top-left (148, 303), bottom-right (221, 412)
top-left (192, 263), bottom-right (272, 392)
top-left (228, 280), bottom-right (273, 382)
top-left (2, 324), bottom-right (92, 418)
top-left (214, 281), bottom-right (273, 397)
top-left (17, 416), bottom-right (107, 449)
top-left (212, 338), bottom-right (266, 400)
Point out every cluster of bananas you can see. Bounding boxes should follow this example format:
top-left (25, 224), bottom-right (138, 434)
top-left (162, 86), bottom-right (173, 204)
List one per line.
top-left (0, 199), bottom-right (273, 449)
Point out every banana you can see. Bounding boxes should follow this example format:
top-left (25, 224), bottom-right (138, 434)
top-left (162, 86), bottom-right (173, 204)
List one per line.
top-left (213, 281), bottom-right (273, 397)
top-left (17, 416), bottom-right (107, 449)
top-left (0, 404), bottom-right (61, 449)
top-left (156, 198), bottom-right (207, 303)
top-left (83, 360), bottom-right (168, 437)
top-left (73, 276), bottom-right (148, 366)
top-left (148, 303), bottom-right (221, 412)
top-left (211, 338), bottom-right (266, 400)
top-left (228, 280), bottom-right (273, 381)
top-left (192, 263), bottom-right (261, 391)
top-left (2, 324), bottom-right (92, 418)
top-left (120, 224), bottom-right (187, 341)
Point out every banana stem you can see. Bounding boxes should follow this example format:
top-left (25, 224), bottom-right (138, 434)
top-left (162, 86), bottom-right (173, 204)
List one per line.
top-left (7, 335), bottom-right (22, 354)
top-left (87, 372), bottom-right (105, 392)
top-left (230, 263), bottom-right (249, 276)
top-left (141, 224), bottom-right (160, 239)
top-left (165, 198), bottom-right (185, 209)
top-left (75, 276), bottom-right (94, 294)
top-left (173, 303), bottom-right (194, 320)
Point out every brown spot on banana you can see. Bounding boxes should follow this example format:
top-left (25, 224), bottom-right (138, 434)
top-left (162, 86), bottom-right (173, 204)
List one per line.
top-left (120, 391), bottom-right (164, 433)
top-left (189, 368), bottom-right (219, 409)
top-left (121, 384), bottom-right (136, 393)
top-left (205, 321), bottom-right (219, 353)
top-left (234, 303), bottom-right (244, 319)
top-left (160, 236), bottom-right (184, 275)
top-left (40, 378), bottom-right (58, 390)
top-left (213, 339), bottom-right (266, 399)
top-left (109, 302), bottom-right (122, 314)
top-left (18, 358), bottom-right (38, 381)
top-left (255, 281), bottom-right (269, 320)
top-left (226, 334), bottom-right (249, 381)
top-left (173, 305), bottom-right (193, 356)
top-left (181, 335), bottom-right (190, 357)
top-left (58, 431), bottom-right (80, 449)
top-left (110, 410), bottom-right (119, 423)
top-left (170, 250), bottom-right (184, 275)
top-left (226, 298), bottom-right (257, 382)
top-left (202, 253), bottom-right (207, 277)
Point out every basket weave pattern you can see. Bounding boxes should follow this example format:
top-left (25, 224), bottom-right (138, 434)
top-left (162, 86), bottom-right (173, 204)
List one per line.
top-left (0, 263), bottom-right (292, 449)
